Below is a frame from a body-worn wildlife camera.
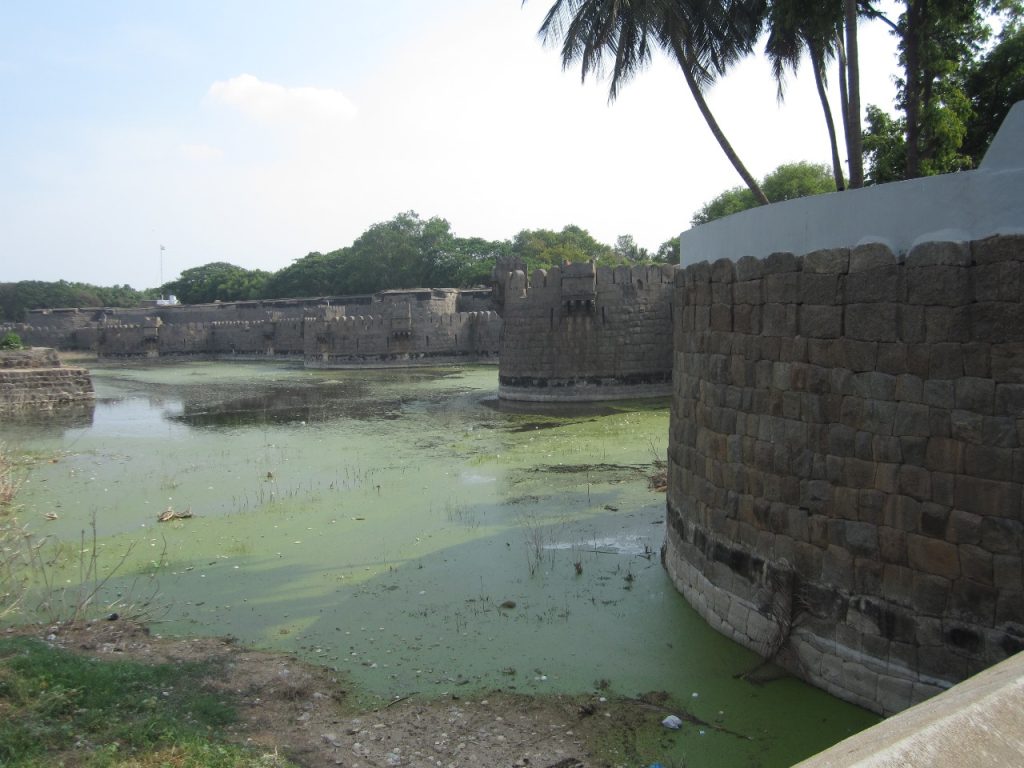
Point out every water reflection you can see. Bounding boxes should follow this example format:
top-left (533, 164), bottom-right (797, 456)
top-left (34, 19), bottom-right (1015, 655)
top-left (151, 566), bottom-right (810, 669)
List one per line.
top-left (0, 400), bottom-right (95, 436)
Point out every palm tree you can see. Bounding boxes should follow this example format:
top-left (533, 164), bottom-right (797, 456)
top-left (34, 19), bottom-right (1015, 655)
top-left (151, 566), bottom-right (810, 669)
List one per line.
top-left (537, 0), bottom-right (770, 205)
top-left (763, 0), bottom-right (847, 190)
top-left (843, 0), bottom-right (864, 187)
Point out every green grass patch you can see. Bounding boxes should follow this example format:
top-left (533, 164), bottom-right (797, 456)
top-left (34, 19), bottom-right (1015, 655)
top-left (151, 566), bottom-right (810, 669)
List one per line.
top-left (0, 636), bottom-right (292, 767)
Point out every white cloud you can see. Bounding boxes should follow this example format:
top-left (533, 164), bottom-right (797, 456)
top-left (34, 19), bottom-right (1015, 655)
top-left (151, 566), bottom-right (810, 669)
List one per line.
top-left (178, 142), bottom-right (223, 161)
top-left (207, 73), bottom-right (357, 125)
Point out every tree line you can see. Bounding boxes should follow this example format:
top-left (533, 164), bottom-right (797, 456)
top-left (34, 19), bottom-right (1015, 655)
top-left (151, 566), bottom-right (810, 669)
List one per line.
top-left (0, 215), bottom-right (680, 318)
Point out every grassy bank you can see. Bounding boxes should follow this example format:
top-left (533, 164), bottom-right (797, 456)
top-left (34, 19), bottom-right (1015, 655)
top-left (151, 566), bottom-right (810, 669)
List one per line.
top-left (0, 635), bottom-right (295, 768)
top-left (1, 444), bottom-right (293, 767)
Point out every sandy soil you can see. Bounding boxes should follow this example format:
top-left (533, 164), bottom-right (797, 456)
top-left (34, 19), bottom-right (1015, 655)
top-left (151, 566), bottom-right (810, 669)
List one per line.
top-left (16, 620), bottom-right (625, 768)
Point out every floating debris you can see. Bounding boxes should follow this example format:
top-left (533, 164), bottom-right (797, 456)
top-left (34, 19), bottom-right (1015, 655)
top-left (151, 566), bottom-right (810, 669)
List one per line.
top-left (158, 505), bottom-right (193, 522)
top-left (43, 512), bottom-right (59, 520)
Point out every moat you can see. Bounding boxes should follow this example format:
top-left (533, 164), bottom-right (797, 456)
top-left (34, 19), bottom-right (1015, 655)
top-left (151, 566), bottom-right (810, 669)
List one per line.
top-left (1, 360), bottom-right (878, 765)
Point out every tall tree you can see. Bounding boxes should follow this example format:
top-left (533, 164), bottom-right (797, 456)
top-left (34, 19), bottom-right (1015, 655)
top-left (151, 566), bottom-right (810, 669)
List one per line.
top-left (860, 0), bottom-right (1019, 179)
top-left (763, 0), bottom-right (847, 189)
top-left (844, 0), bottom-right (864, 187)
top-left (537, 0), bottom-right (770, 204)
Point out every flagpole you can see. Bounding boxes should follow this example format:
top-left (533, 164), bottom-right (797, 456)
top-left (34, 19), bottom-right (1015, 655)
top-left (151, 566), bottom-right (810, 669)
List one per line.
top-left (159, 245), bottom-right (165, 299)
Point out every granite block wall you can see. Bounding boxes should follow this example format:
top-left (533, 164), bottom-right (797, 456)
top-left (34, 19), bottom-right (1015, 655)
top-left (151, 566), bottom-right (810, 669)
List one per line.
top-left (498, 262), bottom-right (676, 401)
top-left (663, 234), bottom-right (1024, 715)
top-left (0, 348), bottom-right (94, 413)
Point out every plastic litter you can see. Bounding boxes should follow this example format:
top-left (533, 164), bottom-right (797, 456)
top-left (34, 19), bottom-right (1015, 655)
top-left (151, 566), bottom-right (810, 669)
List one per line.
top-left (661, 714), bottom-right (683, 730)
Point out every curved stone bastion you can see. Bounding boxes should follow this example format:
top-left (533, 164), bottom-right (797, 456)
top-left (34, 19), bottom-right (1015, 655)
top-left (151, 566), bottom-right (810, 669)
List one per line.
top-left (663, 234), bottom-right (1024, 715)
top-left (498, 262), bottom-right (676, 401)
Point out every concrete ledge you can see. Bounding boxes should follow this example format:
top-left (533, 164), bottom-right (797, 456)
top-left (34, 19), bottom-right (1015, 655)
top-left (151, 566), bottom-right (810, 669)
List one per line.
top-left (795, 651), bottom-right (1024, 767)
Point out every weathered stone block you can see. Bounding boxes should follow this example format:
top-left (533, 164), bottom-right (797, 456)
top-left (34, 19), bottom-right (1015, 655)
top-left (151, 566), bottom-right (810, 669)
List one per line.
top-left (710, 257), bottom-right (736, 284)
top-left (906, 239), bottom-right (971, 268)
top-left (996, 589), bottom-right (1024, 625)
top-left (908, 266), bottom-right (973, 306)
top-left (923, 381), bottom-right (955, 411)
top-left (972, 233), bottom-right (1024, 264)
top-left (733, 279), bottom-right (763, 305)
top-left (907, 534), bottom-right (960, 580)
top-left (949, 578), bottom-right (997, 625)
top-left (846, 303), bottom-right (899, 342)
top-left (929, 344), bottom-right (964, 379)
top-left (762, 303), bottom-right (798, 337)
top-left (895, 374), bottom-right (924, 403)
top-left (992, 344), bottom-right (1024, 384)
top-left (877, 343), bottom-right (909, 375)
top-left (846, 522), bottom-right (879, 558)
top-left (800, 305), bottom-right (842, 339)
top-left (953, 475), bottom-right (1021, 517)
top-left (964, 444), bottom-right (1014, 481)
top-left (763, 251), bottom-right (799, 274)
top-left (911, 572), bottom-right (952, 615)
top-left (734, 255), bottom-right (764, 281)
top-left (954, 376), bottom-right (996, 413)
top-left (993, 554), bottom-right (1023, 591)
top-left (847, 266), bottom-right (904, 303)
top-left (900, 436), bottom-right (928, 466)
top-left (837, 340), bottom-right (878, 372)
top-left (959, 544), bottom-right (994, 585)
top-left (898, 465), bottom-right (932, 501)
top-left (765, 272), bottom-right (800, 303)
top-left (962, 342), bottom-right (992, 378)
top-left (980, 517), bottom-right (1024, 554)
top-left (996, 383), bottom-right (1024, 417)
top-left (925, 436), bottom-right (963, 473)
top-left (804, 247), bottom-right (850, 274)
top-left (710, 304), bottom-right (732, 332)
top-left (948, 509), bottom-right (983, 545)
top-left (894, 402), bottom-right (930, 437)
top-left (879, 528), bottom-right (908, 566)
top-left (900, 304), bottom-right (926, 343)
top-left (850, 242), bottom-right (898, 272)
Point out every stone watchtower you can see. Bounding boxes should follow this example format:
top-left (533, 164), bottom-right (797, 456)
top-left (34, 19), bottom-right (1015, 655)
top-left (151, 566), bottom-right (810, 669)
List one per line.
top-left (497, 261), bottom-right (676, 402)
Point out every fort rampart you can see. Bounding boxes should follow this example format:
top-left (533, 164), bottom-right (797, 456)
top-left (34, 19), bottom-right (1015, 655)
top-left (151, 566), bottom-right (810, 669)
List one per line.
top-left (1, 289), bottom-right (502, 368)
top-left (498, 262), bottom-right (675, 401)
top-left (663, 102), bottom-right (1024, 715)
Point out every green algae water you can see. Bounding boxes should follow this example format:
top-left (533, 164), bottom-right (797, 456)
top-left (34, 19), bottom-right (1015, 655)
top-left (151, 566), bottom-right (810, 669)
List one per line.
top-left (1, 361), bottom-right (878, 765)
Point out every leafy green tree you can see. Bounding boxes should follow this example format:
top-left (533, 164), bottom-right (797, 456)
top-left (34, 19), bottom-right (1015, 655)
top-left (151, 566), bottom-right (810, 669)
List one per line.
top-left (862, 105), bottom-right (908, 184)
top-left (691, 161), bottom-right (836, 225)
top-left (861, 1), bottom-right (1020, 180)
top-left (0, 281), bottom-right (145, 322)
top-left (509, 225), bottom-right (617, 270)
top-left (538, 0), bottom-right (770, 204)
top-left (162, 262), bottom-right (269, 304)
top-left (614, 234), bottom-right (650, 262)
top-left (654, 236), bottom-right (681, 263)
top-left (962, 17), bottom-right (1024, 163)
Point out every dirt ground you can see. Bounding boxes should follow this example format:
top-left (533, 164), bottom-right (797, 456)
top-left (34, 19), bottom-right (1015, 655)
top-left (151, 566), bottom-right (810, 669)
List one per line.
top-left (15, 620), bottom-right (643, 768)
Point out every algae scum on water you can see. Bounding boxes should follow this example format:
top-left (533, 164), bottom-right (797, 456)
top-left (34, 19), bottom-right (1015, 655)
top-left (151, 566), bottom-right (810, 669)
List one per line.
top-left (2, 361), bottom-right (878, 765)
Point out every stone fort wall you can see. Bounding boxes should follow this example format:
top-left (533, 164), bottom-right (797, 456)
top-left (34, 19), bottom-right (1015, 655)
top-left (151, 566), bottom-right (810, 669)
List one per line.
top-left (0, 289), bottom-right (502, 367)
top-left (498, 262), bottom-right (676, 401)
top-left (663, 234), bottom-right (1024, 715)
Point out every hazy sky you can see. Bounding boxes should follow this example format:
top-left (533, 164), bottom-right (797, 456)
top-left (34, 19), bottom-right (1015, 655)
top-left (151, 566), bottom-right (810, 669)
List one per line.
top-left (1, 1), bottom-right (901, 289)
